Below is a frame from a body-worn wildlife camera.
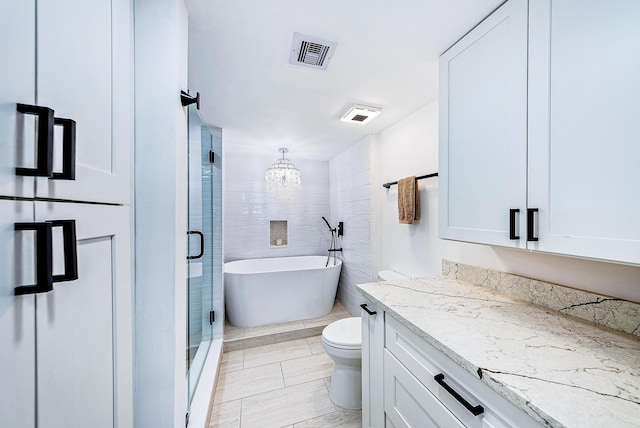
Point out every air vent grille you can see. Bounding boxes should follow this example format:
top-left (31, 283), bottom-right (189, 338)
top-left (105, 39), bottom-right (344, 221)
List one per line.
top-left (289, 33), bottom-right (337, 70)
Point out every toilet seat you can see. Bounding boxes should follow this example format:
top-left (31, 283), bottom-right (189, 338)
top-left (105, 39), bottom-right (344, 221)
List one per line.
top-left (322, 317), bottom-right (362, 350)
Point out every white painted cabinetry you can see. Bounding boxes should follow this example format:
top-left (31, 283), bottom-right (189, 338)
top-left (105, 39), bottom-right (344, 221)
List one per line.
top-left (438, 0), bottom-right (528, 249)
top-left (0, 0), bottom-right (133, 427)
top-left (362, 308), bottom-right (541, 428)
top-left (439, 0), bottom-right (640, 265)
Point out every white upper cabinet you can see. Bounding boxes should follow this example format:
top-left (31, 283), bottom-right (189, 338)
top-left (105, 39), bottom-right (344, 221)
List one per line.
top-left (35, 0), bottom-right (132, 204)
top-left (439, 0), bottom-right (529, 248)
top-left (440, 0), bottom-right (640, 265)
top-left (528, 0), bottom-right (640, 264)
top-left (0, 0), bottom-right (36, 198)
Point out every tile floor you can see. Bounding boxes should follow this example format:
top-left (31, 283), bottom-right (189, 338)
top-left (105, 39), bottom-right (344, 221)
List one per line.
top-left (209, 304), bottom-right (362, 428)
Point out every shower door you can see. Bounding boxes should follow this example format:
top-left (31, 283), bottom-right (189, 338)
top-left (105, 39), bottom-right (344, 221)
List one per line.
top-left (186, 104), bottom-right (223, 411)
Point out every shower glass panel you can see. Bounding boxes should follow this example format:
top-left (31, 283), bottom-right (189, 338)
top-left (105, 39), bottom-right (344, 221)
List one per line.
top-left (186, 104), bottom-right (223, 411)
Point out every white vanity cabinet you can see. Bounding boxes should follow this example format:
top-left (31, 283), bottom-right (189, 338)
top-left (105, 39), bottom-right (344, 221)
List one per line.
top-left (439, 0), bottom-right (640, 265)
top-left (362, 307), bottom-right (540, 428)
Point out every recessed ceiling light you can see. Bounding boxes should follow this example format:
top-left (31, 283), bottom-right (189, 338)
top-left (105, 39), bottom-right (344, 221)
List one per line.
top-left (340, 104), bottom-right (382, 125)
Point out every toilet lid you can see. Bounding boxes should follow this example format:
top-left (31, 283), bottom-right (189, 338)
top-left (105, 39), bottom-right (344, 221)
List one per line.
top-left (322, 317), bottom-right (362, 349)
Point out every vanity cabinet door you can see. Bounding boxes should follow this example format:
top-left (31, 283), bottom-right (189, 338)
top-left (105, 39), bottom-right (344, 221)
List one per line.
top-left (528, 0), bottom-right (640, 264)
top-left (361, 299), bottom-right (385, 428)
top-left (439, 0), bottom-right (528, 248)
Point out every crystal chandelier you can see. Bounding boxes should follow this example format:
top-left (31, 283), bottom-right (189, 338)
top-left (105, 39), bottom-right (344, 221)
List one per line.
top-left (265, 148), bottom-right (301, 204)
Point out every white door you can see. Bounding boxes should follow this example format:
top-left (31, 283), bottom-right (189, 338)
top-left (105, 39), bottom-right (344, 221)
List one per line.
top-left (35, 0), bottom-right (132, 204)
top-left (34, 202), bottom-right (132, 428)
top-left (439, 0), bottom-right (528, 247)
top-left (0, 200), bottom-right (36, 428)
top-left (0, 0), bottom-right (36, 198)
top-left (528, 0), bottom-right (640, 264)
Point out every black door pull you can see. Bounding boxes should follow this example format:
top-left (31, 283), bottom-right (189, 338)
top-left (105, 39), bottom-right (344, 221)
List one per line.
top-left (527, 208), bottom-right (539, 242)
top-left (434, 373), bottom-right (484, 416)
top-left (509, 209), bottom-right (520, 240)
top-left (14, 222), bottom-right (54, 295)
top-left (50, 220), bottom-right (79, 282)
top-left (51, 118), bottom-right (76, 180)
top-left (360, 303), bottom-right (377, 316)
top-left (16, 103), bottom-right (54, 177)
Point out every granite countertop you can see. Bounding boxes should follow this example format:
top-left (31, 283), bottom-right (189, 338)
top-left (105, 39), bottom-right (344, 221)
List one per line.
top-left (357, 276), bottom-right (640, 428)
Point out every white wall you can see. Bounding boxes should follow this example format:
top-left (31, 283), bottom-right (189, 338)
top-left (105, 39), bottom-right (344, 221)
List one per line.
top-left (134, 0), bottom-right (188, 427)
top-left (375, 101), bottom-right (640, 303)
top-left (329, 136), bottom-right (374, 315)
top-left (224, 151), bottom-right (330, 261)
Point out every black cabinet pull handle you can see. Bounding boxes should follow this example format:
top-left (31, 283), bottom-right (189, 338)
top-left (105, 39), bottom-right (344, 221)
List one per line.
top-left (527, 208), bottom-right (539, 242)
top-left (509, 209), bottom-right (520, 240)
top-left (360, 303), bottom-right (377, 316)
top-left (16, 103), bottom-right (54, 177)
top-left (14, 222), bottom-right (54, 295)
top-left (51, 118), bottom-right (76, 180)
top-left (187, 230), bottom-right (204, 259)
top-left (50, 220), bottom-right (78, 282)
top-left (434, 373), bottom-right (484, 416)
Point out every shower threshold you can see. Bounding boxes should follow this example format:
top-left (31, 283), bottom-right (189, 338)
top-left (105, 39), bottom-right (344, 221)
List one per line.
top-left (223, 300), bottom-right (351, 352)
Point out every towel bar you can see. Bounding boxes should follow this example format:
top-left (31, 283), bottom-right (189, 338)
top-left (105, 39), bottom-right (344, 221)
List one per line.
top-left (382, 173), bottom-right (438, 189)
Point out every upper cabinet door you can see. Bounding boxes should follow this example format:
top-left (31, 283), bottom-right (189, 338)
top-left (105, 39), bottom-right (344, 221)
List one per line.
top-left (439, 0), bottom-right (529, 248)
top-left (528, 0), bottom-right (640, 264)
top-left (36, 0), bottom-right (132, 205)
top-left (0, 0), bottom-right (35, 198)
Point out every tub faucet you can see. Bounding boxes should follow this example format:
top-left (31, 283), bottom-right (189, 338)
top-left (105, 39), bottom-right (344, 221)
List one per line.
top-left (322, 217), bottom-right (342, 267)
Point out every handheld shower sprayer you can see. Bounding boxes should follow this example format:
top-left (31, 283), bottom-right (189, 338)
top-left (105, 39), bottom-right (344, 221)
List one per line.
top-left (322, 216), bottom-right (335, 232)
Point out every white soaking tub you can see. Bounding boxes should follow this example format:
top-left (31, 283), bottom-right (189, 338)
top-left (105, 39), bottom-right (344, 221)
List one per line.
top-left (224, 256), bottom-right (342, 327)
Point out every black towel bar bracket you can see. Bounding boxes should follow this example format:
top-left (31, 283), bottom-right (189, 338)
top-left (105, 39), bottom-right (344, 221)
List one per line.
top-left (382, 173), bottom-right (439, 189)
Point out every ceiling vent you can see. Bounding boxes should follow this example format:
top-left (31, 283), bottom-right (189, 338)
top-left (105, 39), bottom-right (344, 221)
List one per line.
top-left (289, 33), bottom-right (337, 70)
top-left (340, 104), bottom-right (382, 125)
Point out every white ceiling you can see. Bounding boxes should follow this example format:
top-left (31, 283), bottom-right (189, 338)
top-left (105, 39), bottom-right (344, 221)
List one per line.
top-left (186, 0), bottom-right (503, 161)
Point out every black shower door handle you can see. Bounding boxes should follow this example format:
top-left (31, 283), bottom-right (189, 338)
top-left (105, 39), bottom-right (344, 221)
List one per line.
top-left (16, 103), bottom-right (55, 177)
top-left (187, 230), bottom-right (205, 259)
top-left (14, 222), bottom-right (54, 295)
top-left (51, 118), bottom-right (76, 180)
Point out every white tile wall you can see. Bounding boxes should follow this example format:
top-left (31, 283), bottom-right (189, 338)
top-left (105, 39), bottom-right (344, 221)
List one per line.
top-left (329, 136), bottom-right (374, 315)
top-left (224, 152), bottom-right (330, 261)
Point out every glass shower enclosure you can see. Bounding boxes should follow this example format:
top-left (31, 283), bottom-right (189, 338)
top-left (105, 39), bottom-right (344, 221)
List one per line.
top-left (186, 104), bottom-right (223, 412)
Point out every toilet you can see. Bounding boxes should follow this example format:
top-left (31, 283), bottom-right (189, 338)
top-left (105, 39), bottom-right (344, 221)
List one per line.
top-left (322, 317), bottom-right (362, 408)
top-left (322, 270), bottom-right (407, 409)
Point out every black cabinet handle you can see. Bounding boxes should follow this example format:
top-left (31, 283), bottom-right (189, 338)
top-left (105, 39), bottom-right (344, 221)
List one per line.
top-left (527, 208), bottom-right (539, 242)
top-left (50, 220), bottom-right (78, 282)
top-left (360, 303), bottom-right (377, 316)
top-left (16, 103), bottom-right (54, 177)
top-left (187, 230), bottom-right (204, 259)
top-left (434, 373), bottom-right (484, 416)
top-left (509, 209), bottom-right (520, 240)
top-left (14, 222), bottom-right (53, 295)
top-left (51, 118), bottom-right (76, 180)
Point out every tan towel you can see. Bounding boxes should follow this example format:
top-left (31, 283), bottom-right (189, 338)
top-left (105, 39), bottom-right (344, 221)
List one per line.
top-left (398, 176), bottom-right (420, 224)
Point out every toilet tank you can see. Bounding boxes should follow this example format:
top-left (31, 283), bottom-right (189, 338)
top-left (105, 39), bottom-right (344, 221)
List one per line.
top-left (377, 270), bottom-right (407, 281)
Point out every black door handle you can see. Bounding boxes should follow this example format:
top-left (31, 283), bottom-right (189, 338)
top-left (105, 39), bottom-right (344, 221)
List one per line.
top-left (50, 220), bottom-right (78, 282)
top-left (434, 373), bottom-right (484, 416)
top-left (51, 118), bottom-right (76, 180)
top-left (16, 103), bottom-right (54, 177)
top-left (360, 303), bottom-right (377, 316)
top-left (509, 209), bottom-right (520, 240)
top-left (527, 208), bottom-right (539, 242)
top-left (14, 222), bottom-right (54, 295)
top-left (187, 230), bottom-right (205, 259)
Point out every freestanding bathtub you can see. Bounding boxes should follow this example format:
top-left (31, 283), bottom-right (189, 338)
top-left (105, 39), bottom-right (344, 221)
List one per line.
top-left (224, 255), bottom-right (342, 327)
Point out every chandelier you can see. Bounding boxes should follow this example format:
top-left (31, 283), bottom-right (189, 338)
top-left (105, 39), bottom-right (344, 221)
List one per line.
top-left (265, 148), bottom-right (301, 204)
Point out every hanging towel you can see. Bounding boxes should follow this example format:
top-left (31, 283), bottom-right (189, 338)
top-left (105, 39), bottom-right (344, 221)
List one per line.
top-left (398, 176), bottom-right (420, 224)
